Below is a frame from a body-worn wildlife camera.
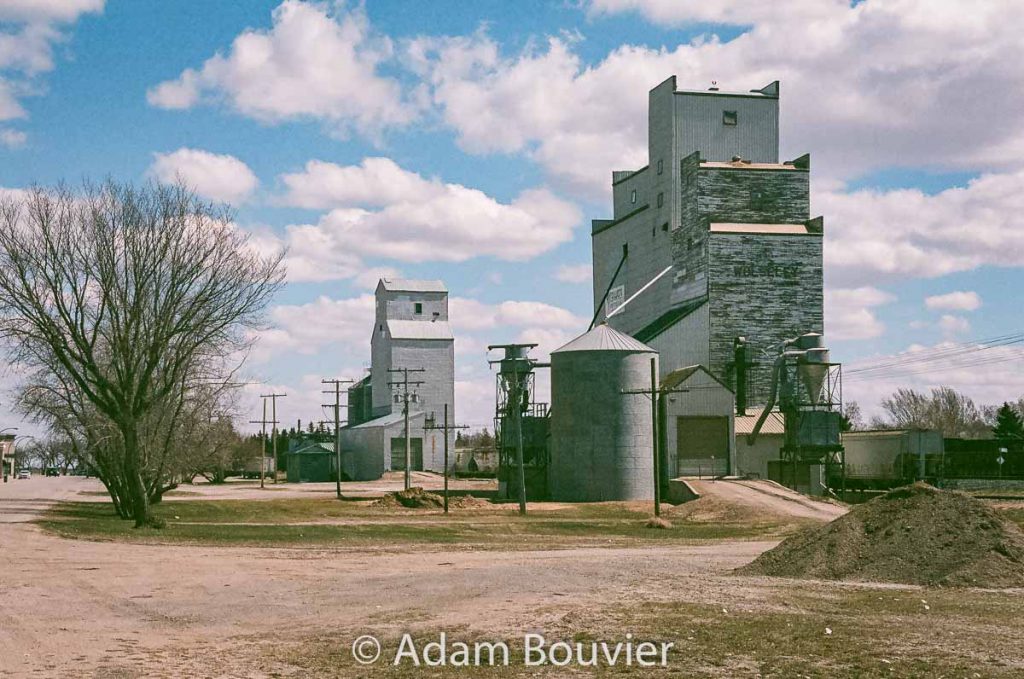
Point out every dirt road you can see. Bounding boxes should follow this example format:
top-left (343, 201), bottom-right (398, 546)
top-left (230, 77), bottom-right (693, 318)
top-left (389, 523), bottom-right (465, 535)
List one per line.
top-left (688, 479), bottom-right (848, 521)
top-left (0, 477), bottom-right (774, 677)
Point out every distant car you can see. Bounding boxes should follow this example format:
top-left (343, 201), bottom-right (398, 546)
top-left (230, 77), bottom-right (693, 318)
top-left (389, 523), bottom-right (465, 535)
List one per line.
top-left (44, 468), bottom-right (59, 477)
top-left (16, 469), bottom-right (30, 479)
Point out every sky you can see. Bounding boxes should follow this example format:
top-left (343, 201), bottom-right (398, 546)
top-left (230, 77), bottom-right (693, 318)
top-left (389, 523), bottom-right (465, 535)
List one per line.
top-left (1, 0), bottom-right (1023, 435)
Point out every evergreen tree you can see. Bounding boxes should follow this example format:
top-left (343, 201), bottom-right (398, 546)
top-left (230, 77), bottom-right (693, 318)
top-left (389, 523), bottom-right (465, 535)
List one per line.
top-left (993, 402), bottom-right (1024, 442)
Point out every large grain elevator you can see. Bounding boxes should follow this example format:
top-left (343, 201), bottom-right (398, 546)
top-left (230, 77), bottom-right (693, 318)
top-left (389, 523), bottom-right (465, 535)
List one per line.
top-left (590, 76), bottom-right (823, 406)
top-left (588, 75), bottom-right (829, 489)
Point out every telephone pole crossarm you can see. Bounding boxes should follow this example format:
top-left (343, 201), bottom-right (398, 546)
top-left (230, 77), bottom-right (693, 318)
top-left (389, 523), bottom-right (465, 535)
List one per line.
top-left (387, 367), bottom-right (427, 491)
top-left (259, 393), bottom-right (287, 484)
top-left (321, 378), bottom-right (354, 499)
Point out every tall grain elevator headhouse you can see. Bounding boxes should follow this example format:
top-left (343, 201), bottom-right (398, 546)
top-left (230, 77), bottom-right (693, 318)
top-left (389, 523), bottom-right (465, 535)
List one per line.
top-left (590, 76), bottom-right (826, 480)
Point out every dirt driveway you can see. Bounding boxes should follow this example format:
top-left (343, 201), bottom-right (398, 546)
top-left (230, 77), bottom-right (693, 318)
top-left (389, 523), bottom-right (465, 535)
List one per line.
top-left (0, 477), bottom-right (774, 677)
top-left (688, 478), bottom-right (848, 521)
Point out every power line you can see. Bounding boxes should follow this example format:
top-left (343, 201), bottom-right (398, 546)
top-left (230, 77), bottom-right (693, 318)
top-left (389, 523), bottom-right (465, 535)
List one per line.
top-left (846, 331), bottom-right (1024, 377)
top-left (845, 348), bottom-right (1024, 382)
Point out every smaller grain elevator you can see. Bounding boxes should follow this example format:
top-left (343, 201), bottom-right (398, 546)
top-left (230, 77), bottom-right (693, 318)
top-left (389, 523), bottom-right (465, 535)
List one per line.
top-left (548, 324), bottom-right (658, 501)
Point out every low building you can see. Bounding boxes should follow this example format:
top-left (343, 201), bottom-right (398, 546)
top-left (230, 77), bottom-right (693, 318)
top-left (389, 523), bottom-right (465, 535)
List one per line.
top-left (341, 411), bottom-right (448, 481)
top-left (286, 441), bottom-right (336, 483)
top-left (660, 365), bottom-right (735, 479)
top-left (734, 410), bottom-right (785, 480)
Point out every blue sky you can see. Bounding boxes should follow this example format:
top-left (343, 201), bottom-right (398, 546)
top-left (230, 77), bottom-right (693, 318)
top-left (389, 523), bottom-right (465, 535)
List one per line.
top-left (1, 0), bottom-right (1022, 431)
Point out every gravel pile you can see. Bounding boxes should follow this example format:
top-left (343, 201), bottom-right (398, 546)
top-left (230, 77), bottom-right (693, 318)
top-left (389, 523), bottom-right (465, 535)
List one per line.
top-left (738, 483), bottom-right (1024, 587)
top-left (372, 487), bottom-right (445, 509)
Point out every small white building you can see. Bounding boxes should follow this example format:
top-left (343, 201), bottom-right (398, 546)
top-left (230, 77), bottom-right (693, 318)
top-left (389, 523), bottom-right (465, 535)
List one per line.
top-left (734, 410), bottom-right (785, 480)
top-left (660, 365), bottom-right (735, 479)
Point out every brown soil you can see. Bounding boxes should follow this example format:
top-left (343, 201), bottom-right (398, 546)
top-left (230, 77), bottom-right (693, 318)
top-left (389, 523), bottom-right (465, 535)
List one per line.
top-left (372, 486), bottom-right (446, 508)
top-left (372, 486), bottom-right (495, 510)
top-left (739, 482), bottom-right (1024, 588)
top-left (447, 494), bottom-right (493, 509)
top-left (645, 516), bottom-right (673, 529)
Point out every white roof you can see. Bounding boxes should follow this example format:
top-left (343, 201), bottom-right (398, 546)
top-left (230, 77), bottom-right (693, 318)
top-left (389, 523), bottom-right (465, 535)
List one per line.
top-left (379, 278), bottom-right (447, 293)
top-left (387, 320), bottom-right (453, 340)
top-left (553, 323), bottom-right (655, 354)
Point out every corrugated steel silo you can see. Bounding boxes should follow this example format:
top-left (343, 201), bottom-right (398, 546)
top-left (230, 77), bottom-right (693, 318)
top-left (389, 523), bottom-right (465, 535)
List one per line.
top-left (548, 324), bottom-right (658, 501)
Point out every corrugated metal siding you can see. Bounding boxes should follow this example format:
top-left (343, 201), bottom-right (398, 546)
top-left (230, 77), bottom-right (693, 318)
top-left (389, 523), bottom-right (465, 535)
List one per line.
top-left (646, 303), bottom-right (710, 378)
top-left (674, 93), bottom-right (779, 163)
top-left (387, 320), bottom-right (453, 340)
top-left (662, 368), bottom-right (735, 477)
top-left (734, 412), bottom-right (786, 435)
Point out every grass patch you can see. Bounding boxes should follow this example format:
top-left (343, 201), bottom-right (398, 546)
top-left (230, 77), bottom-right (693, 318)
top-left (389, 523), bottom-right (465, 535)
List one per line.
top-left (1002, 506), bottom-right (1024, 529)
top-left (275, 587), bottom-right (1024, 677)
top-left (37, 498), bottom-right (785, 549)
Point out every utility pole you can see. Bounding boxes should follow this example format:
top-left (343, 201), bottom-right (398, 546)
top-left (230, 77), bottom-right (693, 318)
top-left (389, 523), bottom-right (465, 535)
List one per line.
top-left (388, 367), bottom-right (425, 491)
top-left (621, 358), bottom-right (689, 517)
top-left (261, 393), bottom-right (286, 484)
top-left (248, 399), bottom-right (275, 490)
top-left (322, 378), bottom-right (353, 500)
top-left (424, 403), bottom-right (468, 513)
top-left (511, 370), bottom-right (527, 515)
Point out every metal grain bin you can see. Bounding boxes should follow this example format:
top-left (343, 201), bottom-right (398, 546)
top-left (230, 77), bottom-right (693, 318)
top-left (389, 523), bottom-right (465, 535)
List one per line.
top-left (548, 324), bottom-right (658, 501)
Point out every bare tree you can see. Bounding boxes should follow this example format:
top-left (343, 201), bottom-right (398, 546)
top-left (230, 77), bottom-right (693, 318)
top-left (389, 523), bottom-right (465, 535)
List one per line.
top-left (878, 386), bottom-right (989, 438)
top-left (0, 182), bottom-right (284, 526)
top-left (840, 401), bottom-right (864, 431)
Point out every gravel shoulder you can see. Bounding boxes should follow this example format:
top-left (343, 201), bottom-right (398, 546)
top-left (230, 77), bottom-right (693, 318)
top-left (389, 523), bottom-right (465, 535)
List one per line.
top-left (0, 478), bottom-right (769, 677)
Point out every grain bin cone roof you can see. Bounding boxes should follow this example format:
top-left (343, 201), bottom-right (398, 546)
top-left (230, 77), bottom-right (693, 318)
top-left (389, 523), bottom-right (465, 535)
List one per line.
top-left (552, 323), bottom-right (656, 354)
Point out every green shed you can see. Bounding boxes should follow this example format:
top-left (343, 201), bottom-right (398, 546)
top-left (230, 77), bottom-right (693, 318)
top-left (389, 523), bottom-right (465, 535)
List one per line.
top-left (286, 442), bottom-right (336, 483)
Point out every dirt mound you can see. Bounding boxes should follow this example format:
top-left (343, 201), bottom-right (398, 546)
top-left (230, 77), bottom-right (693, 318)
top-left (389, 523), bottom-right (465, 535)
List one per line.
top-left (739, 483), bottom-right (1024, 588)
top-left (372, 487), bottom-right (445, 509)
top-left (666, 494), bottom-right (787, 525)
top-left (447, 495), bottom-right (492, 509)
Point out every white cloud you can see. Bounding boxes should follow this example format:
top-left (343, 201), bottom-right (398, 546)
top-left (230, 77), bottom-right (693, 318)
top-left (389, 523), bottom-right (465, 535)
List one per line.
top-left (148, 148), bottom-right (259, 204)
top-left (555, 263), bottom-right (592, 284)
top-left (0, 1), bottom-right (102, 122)
top-left (587, 0), bottom-right (833, 25)
top-left (450, 298), bottom-right (586, 334)
top-left (455, 378), bottom-right (495, 429)
top-left (277, 157), bottom-right (581, 273)
top-left (147, 1), bottom-right (416, 138)
top-left (925, 291), bottom-right (982, 312)
top-left (410, 1), bottom-right (1024, 199)
top-left (354, 266), bottom-right (402, 290)
top-left (0, 128), bottom-right (26, 148)
top-left (819, 171), bottom-right (1024, 287)
top-left (824, 286), bottom-right (895, 341)
top-left (938, 314), bottom-right (971, 338)
top-left (0, 0), bottom-right (104, 23)
top-left (845, 341), bottom-right (1024, 419)
top-left (249, 294), bottom-right (375, 364)
top-left (280, 157), bottom-right (435, 210)
top-left (256, 293), bottom-right (585, 362)
top-left (236, 374), bottom-right (343, 435)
